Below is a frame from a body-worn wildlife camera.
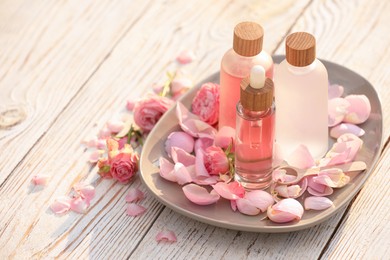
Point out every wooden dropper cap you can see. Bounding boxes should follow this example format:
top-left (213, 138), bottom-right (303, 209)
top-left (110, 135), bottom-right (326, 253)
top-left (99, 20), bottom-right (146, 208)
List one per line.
top-left (240, 66), bottom-right (274, 111)
top-left (233, 22), bottom-right (263, 57)
top-left (286, 32), bottom-right (316, 67)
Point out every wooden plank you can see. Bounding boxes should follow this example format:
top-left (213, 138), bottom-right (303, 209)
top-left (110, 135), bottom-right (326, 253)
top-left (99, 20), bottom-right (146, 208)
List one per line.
top-left (0, 0), bottom-right (154, 185)
top-left (0, 0), bottom-right (313, 258)
top-left (320, 145), bottom-right (390, 259)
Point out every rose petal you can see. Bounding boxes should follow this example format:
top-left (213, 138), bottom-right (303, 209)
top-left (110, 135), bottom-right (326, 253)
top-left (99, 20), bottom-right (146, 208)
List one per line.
top-left (286, 144), bottom-right (315, 169)
top-left (304, 196), bottom-right (334, 210)
top-left (328, 84), bottom-right (344, 99)
top-left (70, 197), bottom-right (90, 214)
top-left (81, 135), bottom-right (99, 148)
top-left (194, 148), bottom-right (211, 177)
top-left (328, 98), bottom-right (350, 127)
top-left (97, 139), bottom-right (107, 150)
top-left (171, 77), bottom-right (192, 95)
top-left (126, 100), bottom-right (136, 111)
top-left (98, 126), bottom-right (112, 139)
top-left (307, 176), bottom-right (334, 196)
top-left (267, 198), bottom-right (304, 223)
top-left (174, 163), bottom-right (193, 185)
top-left (156, 230), bottom-right (177, 242)
top-left (125, 188), bottom-right (145, 203)
top-left (89, 150), bottom-right (104, 163)
top-left (211, 181), bottom-right (245, 200)
top-left (182, 184), bottom-right (220, 205)
top-left (330, 123), bottom-right (365, 139)
top-left (171, 147), bottom-right (196, 166)
top-left (73, 182), bottom-right (95, 202)
top-left (236, 198), bottom-right (261, 216)
top-left (272, 169), bottom-right (296, 183)
top-left (244, 190), bottom-right (275, 212)
top-left (152, 83), bottom-right (164, 94)
top-left (126, 203), bottom-right (146, 216)
top-left (50, 196), bottom-right (71, 214)
top-left (194, 137), bottom-right (214, 155)
top-left (165, 131), bottom-right (194, 156)
top-left (324, 133), bottom-right (363, 166)
top-left (313, 168), bottom-right (350, 188)
top-left (107, 119), bottom-right (124, 133)
top-left (176, 102), bottom-right (217, 139)
top-left (176, 50), bottom-right (196, 64)
top-left (231, 200), bottom-right (237, 211)
top-left (343, 95), bottom-right (371, 124)
top-left (159, 157), bottom-right (177, 182)
top-left (214, 126), bottom-right (235, 150)
top-left (31, 174), bottom-right (50, 186)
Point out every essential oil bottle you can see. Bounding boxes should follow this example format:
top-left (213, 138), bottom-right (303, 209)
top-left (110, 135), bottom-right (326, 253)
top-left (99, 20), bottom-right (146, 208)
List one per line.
top-left (219, 21), bottom-right (273, 130)
top-left (274, 32), bottom-right (328, 159)
top-left (235, 65), bottom-right (275, 190)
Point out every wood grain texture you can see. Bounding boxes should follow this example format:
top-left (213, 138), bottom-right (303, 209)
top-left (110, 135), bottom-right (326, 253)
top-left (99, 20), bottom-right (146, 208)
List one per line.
top-left (0, 0), bottom-right (312, 258)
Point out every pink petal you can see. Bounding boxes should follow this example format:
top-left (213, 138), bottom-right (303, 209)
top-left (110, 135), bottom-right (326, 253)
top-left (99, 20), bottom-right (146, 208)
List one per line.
top-left (176, 50), bottom-right (196, 64)
top-left (107, 119), bottom-right (124, 133)
top-left (98, 127), bottom-right (112, 139)
top-left (73, 182), bottom-right (95, 202)
top-left (267, 198), bottom-right (304, 223)
top-left (330, 123), bottom-right (365, 139)
top-left (176, 102), bottom-right (217, 139)
top-left (165, 131), bottom-right (195, 156)
top-left (81, 135), bottom-right (99, 148)
top-left (70, 197), bottom-right (90, 214)
top-left (214, 126), bottom-right (235, 150)
top-left (31, 174), bottom-right (49, 186)
top-left (324, 133), bottom-right (363, 166)
top-left (89, 150), bottom-right (104, 163)
top-left (97, 139), bottom-right (107, 150)
top-left (313, 168), bottom-right (350, 188)
top-left (328, 98), bottom-right (350, 127)
top-left (50, 196), bottom-right (71, 214)
top-left (211, 181), bottom-right (245, 200)
top-left (152, 83), bottom-right (164, 94)
top-left (126, 100), bottom-right (136, 111)
top-left (174, 163), bottom-right (193, 185)
top-left (328, 84), bottom-right (344, 99)
top-left (126, 203), bottom-right (146, 216)
top-left (170, 147), bottom-right (196, 166)
top-left (194, 138), bottom-right (214, 155)
top-left (194, 149), bottom-right (211, 177)
top-left (231, 200), bottom-right (237, 211)
top-left (286, 144), bottom-right (315, 169)
top-left (159, 157), bottom-right (177, 182)
top-left (182, 184), bottom-right (220, 205)
top-left (156, 230), bottom-right (177, 242)
top-left (191, 175), bottom-right (219, 185)
top-left (307, 176), bottom-right (334, 196)
top-left (171, 77), bottom-right (192, 95)
top-left (304, 196), bottom-right (334, 210)
top-left (244, 190), bottom-right (275, 212)
top-left (125, 188), bottom-right (145, 203)
top-left (343, 95), bottom-right (371, 124)
top-left (272, 169), bottom-right (297, 183)
top-left (236, 198), bottom-right (261, 216)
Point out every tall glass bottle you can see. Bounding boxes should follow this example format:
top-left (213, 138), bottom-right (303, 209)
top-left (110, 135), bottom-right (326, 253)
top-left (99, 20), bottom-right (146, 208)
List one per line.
top-left (235, 66), bottom-right (275, 190)
top-left (219, 21), bottom-right (273, 130)
top-left (274, 32), bottom-right (328, 159)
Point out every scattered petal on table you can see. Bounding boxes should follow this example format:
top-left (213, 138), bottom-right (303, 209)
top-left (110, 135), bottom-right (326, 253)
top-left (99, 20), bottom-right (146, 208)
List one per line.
top-left (244, 190), bottom-right (274, 212)
top-left (328, 97), bottom-right (350, 127)
top-left (156, 230), bottom-right (177, 242)
top-left (31, 174), bottom-right (50, 186)
top-left (304, 196), bottom-right (334, 210)
top-left (176, 50), bottom-right (196, 64)
top-left (236, 198), bottom-right (261, 216)
top-left (89, 150), bottom-right (104, 163)
top-left (182, 184), bottom-right (220, 205)
top-left (98, 126), bottom-right (112, 139)
top-left (70, 196), bottom-right (90, 214)
top-left (126, 203), bottom-right (146, 216)
top-left (328, 84), bottom-right (344, 99)
top-left (330, 123), bottom-right (365, 139)
top-left (343, 95), bottom-right (371, 124)
top-left (107, 119), bottom-right (124, 133)
top-left (81, 135), bottom-right (98, 148)
top-left (125, 188), bottom-right (145, 203)
top-left (50, 196), bottom-right (72, 214)
top-left (214, 126), bottom-right (235, 150)
top-left (126, 100), bottom-right (136, 111)
top-left (73, 182), bottom-right (95, 202)
top-left (165, 131), bottom-right (194, 156)
top-left (267, 198), bottom-right (304, 223)
top-left (286, 144), bottom-right (315, 169)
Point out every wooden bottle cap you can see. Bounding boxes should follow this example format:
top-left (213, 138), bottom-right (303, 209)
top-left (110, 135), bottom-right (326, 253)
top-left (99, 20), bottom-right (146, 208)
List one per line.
top-left (233, 22), bottom-right (263, 57)
top-left (286, 32), bottom-right (316, 67)
top-left (240, 77), bottom-right (274, 111)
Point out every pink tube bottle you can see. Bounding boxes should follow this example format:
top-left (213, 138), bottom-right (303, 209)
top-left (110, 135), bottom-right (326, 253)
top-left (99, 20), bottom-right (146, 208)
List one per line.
top-left (235, 65), bottom-right (275, 190)
top-left (219, 22), bottom-right (273, 130)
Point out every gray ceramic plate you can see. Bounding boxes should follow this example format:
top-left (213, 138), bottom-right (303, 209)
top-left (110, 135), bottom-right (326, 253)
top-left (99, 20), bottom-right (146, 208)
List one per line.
top-left (139, 55), bottom-right (383, 233)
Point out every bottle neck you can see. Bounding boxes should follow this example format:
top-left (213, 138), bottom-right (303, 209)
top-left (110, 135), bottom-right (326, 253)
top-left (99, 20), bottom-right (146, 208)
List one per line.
top-left (286, 59), bottom-right (317, 75)
top-left (237, 102), bottom-right (274, 120)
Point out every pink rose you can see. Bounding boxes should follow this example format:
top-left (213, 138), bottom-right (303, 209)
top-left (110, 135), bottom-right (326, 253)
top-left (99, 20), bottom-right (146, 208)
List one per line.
top-left (192, 82), bottom-right (220, 125)
top-left (110, 152), bottom-right (139, 183)
top-left (203, 146), bottom-right (229, 175)
top-left (133, 96), bottom-right (174, 132)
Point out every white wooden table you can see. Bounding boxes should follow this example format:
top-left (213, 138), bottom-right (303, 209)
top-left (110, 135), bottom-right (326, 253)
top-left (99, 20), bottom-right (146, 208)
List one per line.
top-left (1, 0), bottom-right (389, 258)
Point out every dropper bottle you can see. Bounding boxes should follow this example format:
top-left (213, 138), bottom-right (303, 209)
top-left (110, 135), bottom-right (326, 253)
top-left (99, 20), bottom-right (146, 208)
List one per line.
top-left (235, 65), bottom-right (275, 190)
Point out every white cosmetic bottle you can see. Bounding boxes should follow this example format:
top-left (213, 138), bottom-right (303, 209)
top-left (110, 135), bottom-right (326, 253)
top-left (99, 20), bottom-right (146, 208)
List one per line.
top-left (274, 32), bottom-right (328, 159)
